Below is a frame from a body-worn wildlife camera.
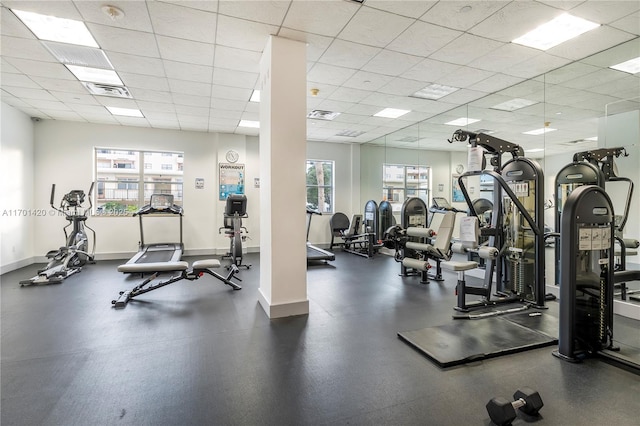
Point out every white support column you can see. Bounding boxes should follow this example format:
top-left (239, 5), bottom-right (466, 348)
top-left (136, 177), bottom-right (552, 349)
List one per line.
top-left (258, 36), bottom-right (308, 318)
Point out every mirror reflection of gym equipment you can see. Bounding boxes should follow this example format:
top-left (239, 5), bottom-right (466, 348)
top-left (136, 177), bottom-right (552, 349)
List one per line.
top-left (329, 201), bottom-right (380, 259)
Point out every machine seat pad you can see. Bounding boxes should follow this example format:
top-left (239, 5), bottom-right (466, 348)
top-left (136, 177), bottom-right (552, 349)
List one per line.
top-left (192, 259), bottom-right (221, 270)
top-left (441, 261), bottom-right (478, 272)
top-left (117, 261), bottom-right (189, 273)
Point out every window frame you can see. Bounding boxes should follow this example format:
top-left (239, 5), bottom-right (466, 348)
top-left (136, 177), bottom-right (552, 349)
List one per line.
top-left (94, 148), bottom-right (184, 216)
top-left (382, 163), bottom-right (430, 211)
top-left (306, 159), bottom-right (335, 214)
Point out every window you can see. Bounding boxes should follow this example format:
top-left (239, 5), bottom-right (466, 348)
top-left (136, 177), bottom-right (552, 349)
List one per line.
top-left (383, 163), bottom-right (430, 211)
top-left (306, 159), bottom-right (334, 214)
top-left (94, 148), bottom-right (184, 215)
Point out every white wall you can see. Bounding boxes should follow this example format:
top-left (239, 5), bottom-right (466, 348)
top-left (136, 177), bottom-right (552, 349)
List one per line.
top-left (31, 120), bottom-right (257, 260)
top-left (0, 103), bottom-right (35, 273)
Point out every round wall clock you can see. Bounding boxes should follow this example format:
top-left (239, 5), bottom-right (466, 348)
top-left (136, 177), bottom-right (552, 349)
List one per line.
top-left (225, 150), bottom-right (239, 163)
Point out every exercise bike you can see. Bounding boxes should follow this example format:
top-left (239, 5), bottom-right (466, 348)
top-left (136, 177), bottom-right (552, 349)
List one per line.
top-left (20, 183), bottom-right (96, 286)
top-left (219, 194), bottom-right (250, 269)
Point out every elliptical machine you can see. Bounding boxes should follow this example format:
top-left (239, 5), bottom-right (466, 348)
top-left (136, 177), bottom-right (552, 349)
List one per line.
top-left (20, 183), bottom-right (96, 286)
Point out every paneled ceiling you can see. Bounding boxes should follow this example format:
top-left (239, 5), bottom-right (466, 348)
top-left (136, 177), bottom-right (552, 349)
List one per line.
top-left (1, 1), bottom-right (639, 154)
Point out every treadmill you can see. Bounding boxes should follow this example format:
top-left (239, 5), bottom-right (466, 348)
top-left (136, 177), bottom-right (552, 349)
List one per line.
top-left (118, 194), bottom-right (184, 273)
top-left (306, 205), bottom-right (335, 263)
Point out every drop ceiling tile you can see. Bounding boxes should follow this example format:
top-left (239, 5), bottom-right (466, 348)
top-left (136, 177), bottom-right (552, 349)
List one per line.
top-left (107, 52), bottom-right (166, 77)
top-left (177, 113), bottom-right (207, 124)
top-left (609, 10), bottom-right (640, 35)
top-left (218, 0), bottom-right (289, 25)
top-left (94, 97), bottom-right (139, 108)
top-left (168, 79), bottom-right (211, 97)
top-left (157, 0), bottom-right (219, 13)
top-left (172, 93), bottom-right (210, 107)
top-left (277, 28), bottom-right (334, 62)
top-left (212, 68), bottom-right (258, 89)
top-left (209, 108), bottom-right (242, 120)
top-left (3, 86), bottom-right (58, 100)
top-left (143, 110), bottom-right (177, 120)
top-left (430, 34), bottom-right (504, 66)
top-left (120, 73), bottom-right (170, 91)
top-left (543, 62), bottom-right (600, 84)
top-left (1, 7), bottom-right (36, 38)
top-left (137, 100), bottom-right (175, 113)
top-left (387, 21), bottom-right (461, 57)
top-left (581, 40), bottom-right (640, 68)
top-left (362, 50), bottom-right (423, 77)
top-left (211, 85), bottom-right (252, 102)
top-left (503, 53), bottom-right (573, 79)
top-left (308, 63), bottom-right (357, 86)
top-left (469, 73), bottom-right (525, 94)
top-left (570, 1), bottom-right (640, 25)
top-left (87, 24), bottom-right (159, 57)
top-left (318, 39), bottom-right (381, 70)
top-left (25, 99), bottom-right (72, 110)
top-left (338, 6), bottom-right (414, 48)
top-left (561, 68), bottom-right (628, 91)
top-left (420, 1), bottom-right (508, 32)
top-left (1, 36), bottom-right (56, 62)
top-left (342, 71), bottom-right (393, 91)
top-left (590, 75), bottom-right (640, 97)
top-left (75, 1), bottom-right (153, 32)
top-left (210, 98), bottom-right (247, 112)
top-left (130, 88), bottom-right (173, 104)
top-left (332, 113), bottom-right (367, 124)
top-left (467, 43), bottom-right (540, 73)
top-left (216, 15), bottom-right (279, 52)
top-left (402, 58), bottom-right (461, 83)
top-left (548, 26), bottom-right (636, 61)
top-left (148, 118), bottom-right (180, 129)
top-left (305, 82), bottom-right (339, 100)
top-left (283, 0), bottom-right (359, 37)
top-left (1, 93), bottom-right (30, 108)
top-left (243, 101), bottom-right (259, 114)
top-left (3, 0), bottom-right (82, 19)
top-left (213, 46), bottom-right (261, 73)
top-left (327, 87), bottom-right (371, 103)
top-left (148, 1), bottom-right (216, 42)
top-left (175, 105), bottom-right (209, 117)
top-left (67, 103), bottom-right (109, 114)
top-left (438, 67), bottom-right (495, 89)
top-left (38, 110), bottom-right (83, 120)
top-left (469, 1), bottom-right (560, 43)
top-left (156, 35), bottom-right (214, 66)
top-left (365, 0), bottom-right (437, 18)
top-left (5, 58), bottom-right (74, 80)
top-left (1, 73), bottom-right (38, 88)
top-left (114, 116), bottom-right (149, 127)
top-left (31, 76), bottom-right (85, 93)
top-left (315, 99), bottom-right (355, 114)
top-left (378, 77), bottom-right (428, 96)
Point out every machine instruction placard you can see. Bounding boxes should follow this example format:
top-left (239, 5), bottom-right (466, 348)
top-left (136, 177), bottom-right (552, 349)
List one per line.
top-left (578, 226), bottom-right (611, 251)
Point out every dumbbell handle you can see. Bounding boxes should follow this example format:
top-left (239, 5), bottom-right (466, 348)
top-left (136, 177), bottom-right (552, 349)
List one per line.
top-left (512, 398), bottom-right (527, 409)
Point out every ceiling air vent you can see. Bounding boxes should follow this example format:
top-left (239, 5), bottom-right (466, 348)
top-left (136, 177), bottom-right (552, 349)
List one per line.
top-left (307, 110), bottom-right (340, 120)
top-left (82, 82), bottom-right (132, 98)
top-left (335, 130), bottom-right (365, 137)
top-left (42, 41), bottom-right (113, 69)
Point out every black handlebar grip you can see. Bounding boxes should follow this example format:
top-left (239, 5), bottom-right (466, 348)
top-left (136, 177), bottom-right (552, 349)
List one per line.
top-left (50, 184), bottom-right (56, 206)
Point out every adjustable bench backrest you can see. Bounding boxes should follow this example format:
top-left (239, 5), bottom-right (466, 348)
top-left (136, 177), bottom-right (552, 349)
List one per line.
top-left (432, 211), bottom-right (456, 254)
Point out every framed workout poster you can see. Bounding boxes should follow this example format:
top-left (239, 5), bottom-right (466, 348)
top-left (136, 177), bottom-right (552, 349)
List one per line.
top-left (219, 163), bottom-right (245, 200)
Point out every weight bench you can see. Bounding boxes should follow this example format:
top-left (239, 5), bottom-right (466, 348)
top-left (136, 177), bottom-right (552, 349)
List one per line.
top-left (112, 259), bottom-right (241, 308)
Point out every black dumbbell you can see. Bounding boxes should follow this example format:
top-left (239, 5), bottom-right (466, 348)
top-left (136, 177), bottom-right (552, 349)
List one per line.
top-left (486, 387), bottom-right (544, 426)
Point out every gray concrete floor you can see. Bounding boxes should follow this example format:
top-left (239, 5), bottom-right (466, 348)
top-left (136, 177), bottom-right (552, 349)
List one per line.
top-left (2, 251), bottom-right (639, 425)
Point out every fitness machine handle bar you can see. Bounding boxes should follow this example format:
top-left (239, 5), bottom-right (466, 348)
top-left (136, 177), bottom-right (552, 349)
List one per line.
top-left (448, 130), bottom-right (524, 158)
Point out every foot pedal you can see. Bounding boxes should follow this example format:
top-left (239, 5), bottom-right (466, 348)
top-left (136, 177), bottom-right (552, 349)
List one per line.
top-left (112, 290), bottom-right (132, 308)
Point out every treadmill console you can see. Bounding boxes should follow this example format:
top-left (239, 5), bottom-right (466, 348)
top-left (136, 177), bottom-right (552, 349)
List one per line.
top-left (224, 194), bottom-right (247, 217)
top-left (432, 197), bottom-right (452, 210)
top-left (150, 194), bottom-right (174, 210)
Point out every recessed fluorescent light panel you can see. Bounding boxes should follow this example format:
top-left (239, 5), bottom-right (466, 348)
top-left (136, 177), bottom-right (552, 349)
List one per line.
top-left (512, 13), bottom-right (600, 50)
top-left (307, 110), bottom-right (340, 120)
top-left (491, 98), bottom-right (538, 111)
top-left (610, 57), bottom-right (640, 74)
top-left (106, 107), bottom-right (143, 118)
top-left (239, 120), bottom-right (260, 128)
top-left (523, 127), bottom-right (557, 135)
top-left (66, 65), bottom-right (123, 85)
top-left (411, 83), bottom-right (459, 100)
top-left (445, 117), bottom-right (481, 126)
top-left (374, 108), bottom-right (410, 119)
top-left (526, 148), bottom-right (545, 153)
top-left (250, 90), bottom-right (260, 102)
top-left (11, 9), bottom-right (99, 48)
